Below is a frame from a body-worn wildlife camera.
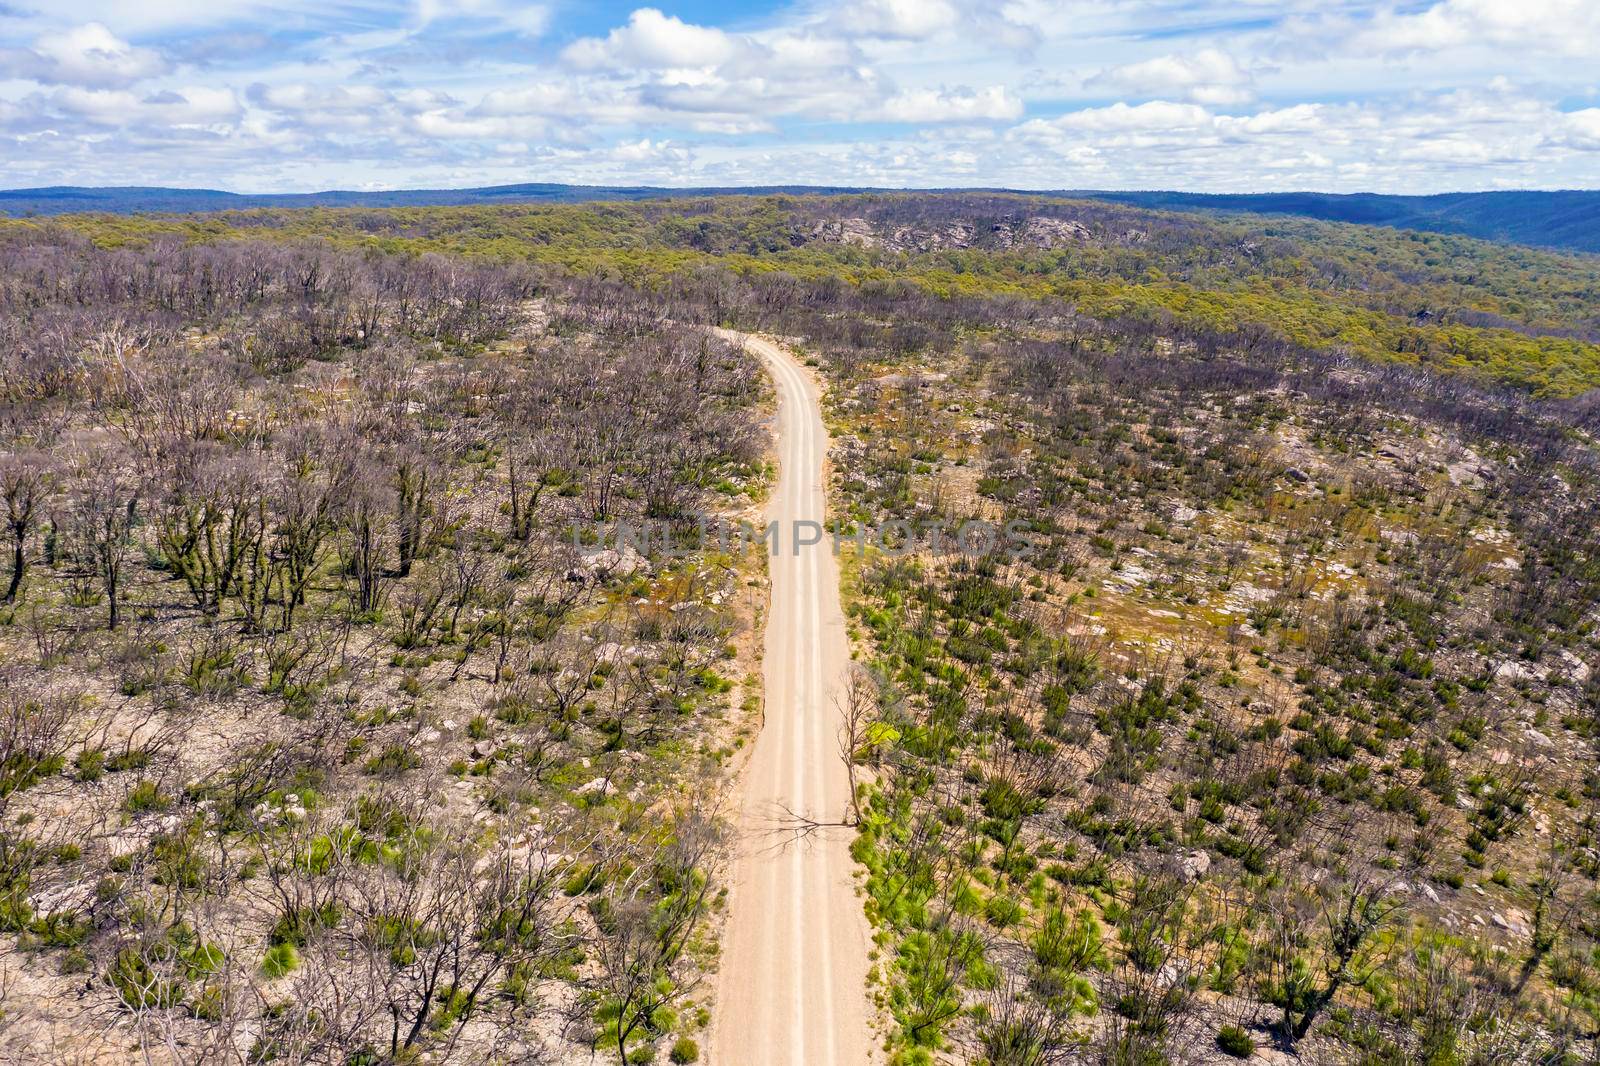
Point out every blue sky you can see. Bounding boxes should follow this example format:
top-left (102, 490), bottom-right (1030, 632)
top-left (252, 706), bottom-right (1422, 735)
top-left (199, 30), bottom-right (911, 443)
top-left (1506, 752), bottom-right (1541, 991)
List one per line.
top-left (1, 0), bottom-right (1597, 193)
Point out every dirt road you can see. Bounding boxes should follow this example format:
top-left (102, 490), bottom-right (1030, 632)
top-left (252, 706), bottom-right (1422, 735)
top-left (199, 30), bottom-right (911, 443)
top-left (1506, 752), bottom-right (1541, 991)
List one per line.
top-left (711, 332), bottom-right (875, 1065)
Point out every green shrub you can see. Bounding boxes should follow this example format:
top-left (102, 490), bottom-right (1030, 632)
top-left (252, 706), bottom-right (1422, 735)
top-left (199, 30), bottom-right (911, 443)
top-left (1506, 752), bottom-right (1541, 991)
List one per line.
top-left (75, 748), bottom-right (106, 781)
top-left (669, 1037), bottom-right (700, 1064)
top-left (1217, 1025), bottom-right (1254, 1058)
top-left (364, 744), bottom-right (421, 777)
top-left (109, 946), bottom-right (184, 1009)
top-left (104, 749), bottom-right (150, 773)
top-left (984, 893), bottom-right (1024, 928)
top-left (260, 942), bottom-right (300, 979)
top-left (124, 779), bottom-right (171, 813)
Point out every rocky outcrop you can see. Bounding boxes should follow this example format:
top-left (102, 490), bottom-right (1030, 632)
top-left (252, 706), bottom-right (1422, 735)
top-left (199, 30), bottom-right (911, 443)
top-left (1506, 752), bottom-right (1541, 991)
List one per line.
top-left (566, 544), bottom-right (650, 585)
top-left (808, 217), bottom-right (879, 248)
top-left (805, 213), bottom-right (1099, 253)
top-left (990, 214), bottom-right (1093, 249)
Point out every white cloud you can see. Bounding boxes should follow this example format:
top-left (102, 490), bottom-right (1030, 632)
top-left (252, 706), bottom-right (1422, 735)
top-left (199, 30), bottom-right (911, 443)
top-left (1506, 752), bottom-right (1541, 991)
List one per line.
top-left (13, 1), bottom-right (401, 36)
top-left (2, 22), bottom-right (168, 88)
top-left (555, 9), bottom-right (880, 128)
top-left (1042, 100), bottom-right (1214, 134)
top-left (3, 0), bottom-right (1600, 193)
top-left (46, 85), bottom-right (240, 126)
top-left (1089, 49), bottom-right (1257, 106)
top-left (413, 0), bottom-right (551, 37)
top-left (838, 0), bottom-right (963, 40)
top-left (1559, 108), bottom-right (1600, 149)
top-left (762, 32), bottom-right (855, 73)
top-left (875, 86), bottom-right (1024, 123)
top-left (563, 9), bottom-right (741, 71)
top-left (1224, 103), bottom-right (1329, 136)
top-left (408, 110), bottom-right (542, 140)
top-left (996, 86), bottom-right (1600, 192)
top-left (248, 83), bottom-right (393, 114)
top-left (474, 84), bottom-right (583, 118)
top-left (1353, 0), bottom-right (1600, 57)
top-left (609, 137), bottom-right (686, 164)
top-left (828, 0), bottom-right (1039, 50)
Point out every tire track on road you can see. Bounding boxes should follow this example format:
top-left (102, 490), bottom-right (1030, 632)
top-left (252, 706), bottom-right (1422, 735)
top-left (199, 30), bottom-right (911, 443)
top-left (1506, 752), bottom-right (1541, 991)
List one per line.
top-left (711, 332), bottom-right (874, 1066)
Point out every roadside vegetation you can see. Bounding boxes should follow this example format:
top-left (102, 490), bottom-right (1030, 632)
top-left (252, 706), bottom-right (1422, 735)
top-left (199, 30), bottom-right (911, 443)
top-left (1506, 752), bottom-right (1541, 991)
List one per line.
top-left (780, 276), bottom-right (1600, 1062)
top-left (0, 233), bottom-right (767, 1062)
top-left (3, 192), bottom-right (1599, 1063)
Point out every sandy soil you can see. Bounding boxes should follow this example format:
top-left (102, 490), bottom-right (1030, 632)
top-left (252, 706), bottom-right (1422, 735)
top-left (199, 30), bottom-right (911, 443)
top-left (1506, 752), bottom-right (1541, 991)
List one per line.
top-left (709, 333), bottom-right (876, 1065)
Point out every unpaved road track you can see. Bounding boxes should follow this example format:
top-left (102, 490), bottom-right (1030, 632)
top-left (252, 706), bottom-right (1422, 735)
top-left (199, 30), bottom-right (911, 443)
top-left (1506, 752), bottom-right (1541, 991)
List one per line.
top-left (711, 332), bottom-right (875, 1065)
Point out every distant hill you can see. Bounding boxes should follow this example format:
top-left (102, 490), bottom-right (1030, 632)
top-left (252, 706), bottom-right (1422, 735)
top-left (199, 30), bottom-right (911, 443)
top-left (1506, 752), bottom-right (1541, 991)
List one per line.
top-left (2, 183), bottom-right (1597, 254)
top-left (1076, 190), bottom-right (1600, 254)
top-left (0, 183), bottom-right (871, 216)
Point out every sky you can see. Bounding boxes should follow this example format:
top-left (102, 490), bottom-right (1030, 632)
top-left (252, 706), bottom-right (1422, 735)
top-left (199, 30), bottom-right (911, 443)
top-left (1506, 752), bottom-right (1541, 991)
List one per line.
top-left (1, 0), bottom-right (1598, 194)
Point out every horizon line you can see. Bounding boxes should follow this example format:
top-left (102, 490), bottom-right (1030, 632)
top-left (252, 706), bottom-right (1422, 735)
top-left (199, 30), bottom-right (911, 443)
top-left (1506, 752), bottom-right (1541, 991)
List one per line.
top-left (4, 182), bottom-right (1598, 199)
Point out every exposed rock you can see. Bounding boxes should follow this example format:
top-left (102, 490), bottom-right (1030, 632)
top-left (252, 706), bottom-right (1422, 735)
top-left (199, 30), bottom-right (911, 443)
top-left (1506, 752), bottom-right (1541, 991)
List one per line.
top-left (1022, 216), bottom-right (1092, 246)
top-left (1178, 849), bottom-right (1211, 882)
top-left (1495, 660), bottom-right (1546, 684)
top-left (991, 215), bottom-right (1092, 249)
top-left (1560, 651), bottom-right (1591, 685)
top-left (108, 833), bottom-right (147, 859)
top-left (885, 221), bottom-right (976, 252)
top-left (809, 217), bottom-right (878, 248)
top-left (29, 881), bottom-right (96, 915)
top-left (571, 544), bottom-right (651, 584)
top-left (807, 213), bottom-right (1095, 254)
top-left (1284, 466), bottom-right (1311, 483)
top-left (575, 776), bottom-right (615, 798)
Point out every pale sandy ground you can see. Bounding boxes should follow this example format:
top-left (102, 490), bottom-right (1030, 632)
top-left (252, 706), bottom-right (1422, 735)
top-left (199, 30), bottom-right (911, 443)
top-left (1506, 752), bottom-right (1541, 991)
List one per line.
top-left (709, 333), bottom-right (877, 1066)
